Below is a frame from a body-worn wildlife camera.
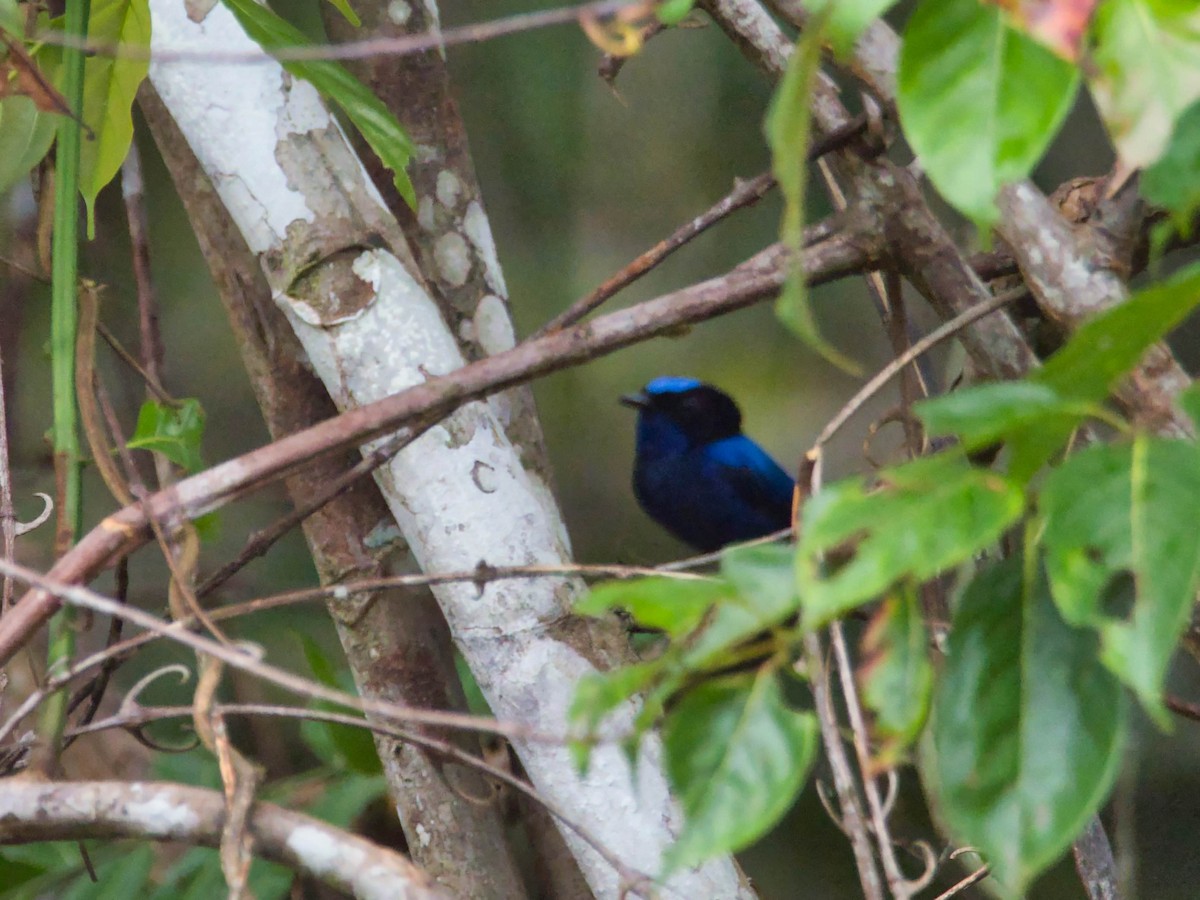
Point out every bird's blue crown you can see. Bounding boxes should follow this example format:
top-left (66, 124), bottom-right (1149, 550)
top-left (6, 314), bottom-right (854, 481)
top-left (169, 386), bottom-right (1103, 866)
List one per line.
top-left (645, 376), bottom-right (703, 395)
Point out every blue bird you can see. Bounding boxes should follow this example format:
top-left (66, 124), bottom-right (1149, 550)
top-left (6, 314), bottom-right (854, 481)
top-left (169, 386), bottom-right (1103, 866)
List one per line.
top-left (621, 377), bottom-right (795, 552)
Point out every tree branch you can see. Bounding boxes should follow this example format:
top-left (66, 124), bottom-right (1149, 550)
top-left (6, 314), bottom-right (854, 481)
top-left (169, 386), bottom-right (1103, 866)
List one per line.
top-left (0, 780), bottom-right (445, 900)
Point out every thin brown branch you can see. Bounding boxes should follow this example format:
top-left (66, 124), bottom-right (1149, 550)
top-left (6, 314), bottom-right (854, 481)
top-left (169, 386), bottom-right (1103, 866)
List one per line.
top-left (803, 630), bottom-right (884, 900)
top-left (0, 228), bottom-right (876, 666)
top-left (0, 780), bottom-right (445, 900)
top-left (813, 286), bottom-right (1029, 450)
top-left (35, 0), bottom-right (638, 64)
top-left (0, 556), bottom-right (559, 745)
top-left (535, 171), bottom-right (779, 337)
top-left (933, 864), bottom-right (990, 900)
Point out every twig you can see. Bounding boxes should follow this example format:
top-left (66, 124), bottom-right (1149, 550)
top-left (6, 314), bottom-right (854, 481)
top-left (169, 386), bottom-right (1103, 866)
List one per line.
top-left (0, 556), bottom-right (560, 746)
top-left (534, 171), bottom-right (778, 336)
top-left (0, 345), bottom-right (14, 615)
top-left (813, 286), bottom-right (1029, 451)
top-left (828, 621), bottom-right (918, 897)
top-left (0, 229), bottom-right (876, 666)
top-left (196, 431), bottom-right (412, 597)
top-left (803, 630), bottom-right (884, 899)
top-left (35, 0), bottom-right (638, 64)
top-left (121, 141), bottom-right (165, 389)
top-left (932, 864), bottom-right (990, 900)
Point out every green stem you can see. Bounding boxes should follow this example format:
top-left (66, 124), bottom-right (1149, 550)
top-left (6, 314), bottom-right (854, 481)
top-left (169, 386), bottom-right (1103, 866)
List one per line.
top-left (38, 0), bottom-right (91, 773)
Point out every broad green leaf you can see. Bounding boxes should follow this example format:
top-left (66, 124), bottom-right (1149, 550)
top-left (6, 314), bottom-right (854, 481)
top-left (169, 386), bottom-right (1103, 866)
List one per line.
top-left (221, 0), bottom-right (416, 207)
top-left (576, 576), bottom-right (729, 637)
top-left (683, 543), bottom-right (801, 667)
top-left (298, 634), bottom-right (381, 774)
top-left (767, 16), bottom-right (859, 372)
top-left (1090, 0), bottom-right (1200, 167)
top-left (720, 542), bottom-right (798, 613)
top-left (127, 398), bottom-right (205, 472)
top-left (859, 587), bottom-right (933, 767)
top-left (323, 0), bottom-right (360, 27)
top-left (897, 0), bottom-right (1078, 229)
top-left (803, 0), bottom-right (900, 57)
top-left (1142, 98), bottom-right (1200, 232)
top-left (1180, 381), bottom-right (1200, 432)
top-left (0, 96), bottom-right (58, 196)
top-left (916, 381), bottom-right (1090, 451)
top-left (797, 455), bottom-right (1024, 625)
top-left (0, 0), bottom-right (20, 31)
top-left (924, 557), bottom-right (1127, 897)
top-left (656, 0), bottom-right (695, 25)
top-left (570, 658), bottom-right (669, 735)
top-left (1041, 435), bottom-right (1200, 723)
top-left (1008, 260), bottom-right (1200, 478)
top-left (77, 0), bottom-right (151, 236)
top-left (663, 670), bottom-right (817, 872)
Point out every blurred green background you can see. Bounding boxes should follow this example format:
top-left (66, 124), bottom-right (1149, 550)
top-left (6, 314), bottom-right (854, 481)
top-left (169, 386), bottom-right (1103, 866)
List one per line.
top-left (2, 2), bottom-right (1199, 897)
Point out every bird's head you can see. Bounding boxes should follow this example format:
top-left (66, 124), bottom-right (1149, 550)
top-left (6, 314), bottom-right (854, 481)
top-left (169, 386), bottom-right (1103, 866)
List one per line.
top-left (620, 376), bottom-right (743, 450)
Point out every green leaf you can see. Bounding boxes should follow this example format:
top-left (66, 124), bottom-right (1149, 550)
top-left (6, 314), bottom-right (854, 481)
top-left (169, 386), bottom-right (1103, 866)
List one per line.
top-left (1142, 98), bottom-right (1200, 232)
top-left (1008, 260), bottom-right (1200, 478)
top-left (323, 0), bottom-right (360, 27)
top-left (570, 658), bottom-right (670, 735)
top-left (297, 634), bottom-right (381, 774)
top-left (797, 455), bottom-right (1025, 626)
top-left (802, 0), bottom-right (900, 57)
top-left (859, 587), bottom-right (933, 767)
top-left (1040, 436), bottom-right (1200, 724)
top-left (77, 0), bottom-right (151, 237)
top-left (656, 0), bottom-right (695, 25)
top-left (0, 96), bottom-right (58, 197)
top-left (897, 0), bottom-right (1078, 229)
top-left (1090, 0), bottom-right (1200, 168)
top-left (221, 0), bottom-right (416, 207)
top-left (916, 381), bottom-right (1093, 451)
top-left (766, 17), bottom-right (859, 373)
top-left (924, 556), bottom-right (1127, 896)
top-left (127, 398), bottom-right (205, 472)
top-left (663, 670), bottom-right (817, 872)
top-left (577, 576), bottom-right (729, 637)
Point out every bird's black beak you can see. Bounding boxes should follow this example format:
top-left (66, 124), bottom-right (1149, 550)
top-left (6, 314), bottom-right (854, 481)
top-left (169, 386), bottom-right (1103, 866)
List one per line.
top-left (620, 391), bottom-right (650, 410)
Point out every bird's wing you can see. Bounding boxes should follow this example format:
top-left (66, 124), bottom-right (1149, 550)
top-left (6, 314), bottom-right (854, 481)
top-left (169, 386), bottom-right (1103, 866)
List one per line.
top-left (706, 437), bottom-right (796, 521)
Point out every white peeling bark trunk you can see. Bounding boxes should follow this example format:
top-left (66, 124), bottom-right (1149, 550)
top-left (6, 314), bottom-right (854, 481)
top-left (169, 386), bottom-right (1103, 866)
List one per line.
top-left (147, 3), bottom-right (752, 896)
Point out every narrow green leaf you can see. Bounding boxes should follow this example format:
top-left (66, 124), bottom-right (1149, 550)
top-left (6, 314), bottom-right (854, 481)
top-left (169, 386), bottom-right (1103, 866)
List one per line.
top-left (298, 634), bottom-right (381, 774)
top-left (0, 97), bottom-right (58, 197)
top-left (76, 0), bottom-right (151, 237)
top-left (797, 455), bottom-right (1025, 626)
top-left (127, 398), bottom-right (206, 472)
top-left (323, 0), bottom-right (360, 27)
top-left (663, 670), bottom-right (817, 872)
top-left (1090, 0), bottom-right (1200, 168)
top-left (859, 587), bottom-right (933, 766)
top-left (897, 0), bottom-right (1078, 229)
top-left (1041, 436), bottom-right (1200, 724)
top-left (924, 556), bottom-right (1127, 896)
top-left (766, 17), bottom-right (859, 373)
top-left (1141, 98), bottom-right (1200, 232)
top-left (719, 542), bottom-right (800, 621)
top-left (802, 0), bottom-right (900, 57)
top-left (576, 576), bottom-right (729, 637)
top-left (221, 0), bottom-right (416, 207)
top-left (916, 381), bottom-right (1089, 451)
